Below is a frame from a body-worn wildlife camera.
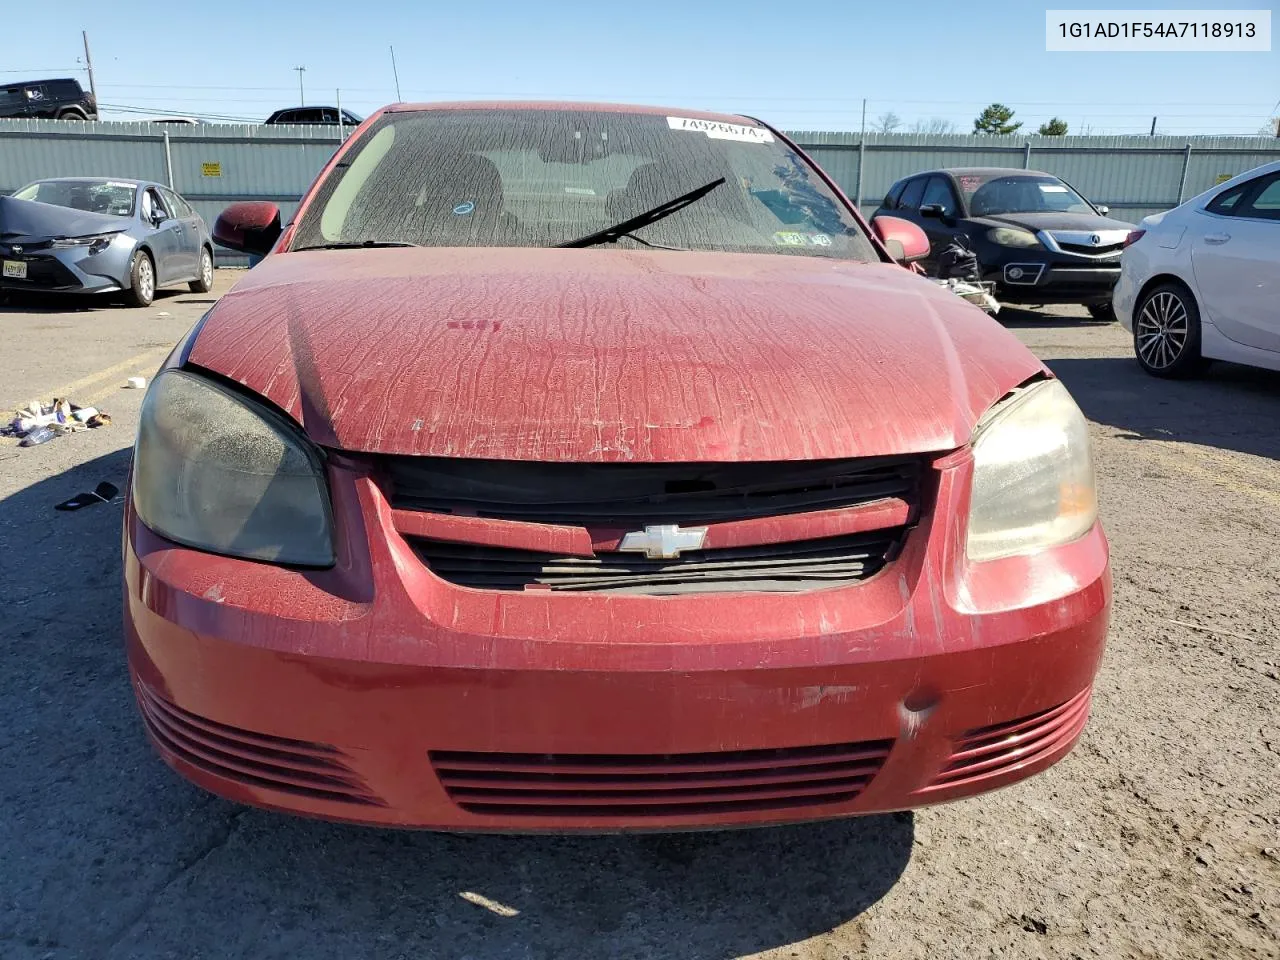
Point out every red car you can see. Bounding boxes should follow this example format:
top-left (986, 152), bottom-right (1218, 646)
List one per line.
top-left (125, 102), bottom-right (1109, 831)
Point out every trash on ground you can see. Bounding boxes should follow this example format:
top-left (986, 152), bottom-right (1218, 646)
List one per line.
top-left (156, 311), bottom-right (171, 318)
top-left (19, 426), bottom-right (55, 446)
top-left (125, 376), bottom-right (147, 389)
top-left (3, 398), bottom-right (113, 447)
top-left (935, 277), bottom-right (1001, 314)
top-left (54, 481), bottom-right (120, 512)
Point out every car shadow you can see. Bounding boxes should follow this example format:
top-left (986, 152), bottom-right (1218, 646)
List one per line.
top-left (1047, 356), bottom-right (1280, 460)
top-left (0, 447), bottom-right (913, 959)
top-left (996, 305), bottom-right (1111, 329)
top-left (0, 287), bottom-right (190, 313)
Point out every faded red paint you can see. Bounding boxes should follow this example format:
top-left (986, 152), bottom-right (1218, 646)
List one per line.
top-left (129, 100), bottom-right (1109, 831)
top-left (188, 248), bottom-right (1044, 461)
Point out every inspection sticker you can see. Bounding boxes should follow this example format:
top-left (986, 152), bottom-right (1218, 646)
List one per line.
top-left (667, 116), bottom-right (774, 143)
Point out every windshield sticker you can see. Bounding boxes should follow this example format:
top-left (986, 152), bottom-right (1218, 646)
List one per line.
top-left (773, 231), bottom-right (832, 247)
top-left (667, 116), bottom-right (774, 143)
top-left (957, 176), bottom-right (984, 192)
top-left (452, 201), bottom-right (475, 216)
top-left (1039, 184), bottom-right (1069, 193)
top-left (106, 181), bottom-right (134, 189)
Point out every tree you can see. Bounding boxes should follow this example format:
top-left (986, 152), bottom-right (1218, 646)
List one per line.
top-left (1037, 117), bottom-right (1069, 136)
top-left (1258, 117), bottom-right (1280, 137)
top-left (910, 117), bottom-right (958, 134)
top-left (973, 103), bottom-right (1022, 135)
top-left (873, 111), bottom-right (901, 133)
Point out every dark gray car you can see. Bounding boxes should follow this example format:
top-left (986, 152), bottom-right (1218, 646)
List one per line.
top-left (0, 178), bottom-right (213, 306)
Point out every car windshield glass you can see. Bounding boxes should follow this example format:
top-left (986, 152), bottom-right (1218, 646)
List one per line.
top-left (290, 109), bottom-right (877, 260)
top-left (13, 179), bottom-right (137, 217)
top-left (962, 174), bottom-right (1094, 217)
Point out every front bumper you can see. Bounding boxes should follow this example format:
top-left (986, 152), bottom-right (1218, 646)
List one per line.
top-left (124, 449), bottom-right (1111, 832)
top-left (0, 237), bottom-right (131, 294)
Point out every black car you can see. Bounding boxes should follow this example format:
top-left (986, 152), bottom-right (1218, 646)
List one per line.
top-left (264, 106), bottom-right (363, 126)
top-left (874, 167), bottom-right (1136, 319)
top-left (0, 78), bottom-right (97, 121)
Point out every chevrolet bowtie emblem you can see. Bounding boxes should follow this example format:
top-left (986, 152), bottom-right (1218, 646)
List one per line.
top-left (617, 524), bottom-right (708, 559)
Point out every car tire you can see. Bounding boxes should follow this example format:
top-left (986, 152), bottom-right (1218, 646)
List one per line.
top-left (55, 108), bottom-right (86, 121)
top-left (1133, 282), bottom-right (1208, 379)
top-left (126, 250), bottom-right (156, 307)
top-left (189, 247), bottom-right (214, 293)
top-left (1087, 302), bottom-right (1116, 323)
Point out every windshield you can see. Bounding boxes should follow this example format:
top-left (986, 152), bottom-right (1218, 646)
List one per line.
top-left (291, 109), bottom-right (877, 260)
top-left (961, 174), bottom-right (1095, 217)
top-left (13, 180), bottom-right (137, 218)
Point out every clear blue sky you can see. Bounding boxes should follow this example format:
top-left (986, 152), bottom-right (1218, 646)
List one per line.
top-left (5, 0), bottom-right (1277, 134)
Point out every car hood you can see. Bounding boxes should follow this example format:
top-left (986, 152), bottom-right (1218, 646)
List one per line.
top-left (188, 248), bottom-right (1045, 462)
top-left (974, 211), bottom-right (1136, 233)
top-left (0, 195), bottom-right (130, 242)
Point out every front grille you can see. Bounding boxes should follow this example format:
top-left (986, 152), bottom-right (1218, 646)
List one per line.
top-left (1058, 242), bottom-right (1124, 257)
top-left (135, 683), bottom-right (384, 807)
top-left (920, 689), bottom-right (1092, 794)
top-left (430, 739), bottom-right (893, 818)
top-left (410, 529), bottom-right (903, 594)
top-left (382, 455), bottom-right (923, 525)
top-left (0, 254), bottom-right (81, 289)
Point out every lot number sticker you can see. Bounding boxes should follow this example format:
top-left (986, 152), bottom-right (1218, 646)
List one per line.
top-left (201, 162), bottom-right (222, 177)
top-left (667, 116), bottom-right (774, 143)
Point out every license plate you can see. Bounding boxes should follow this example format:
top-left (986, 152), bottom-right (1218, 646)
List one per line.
top-left (2, 260), bottom-right (27, 280)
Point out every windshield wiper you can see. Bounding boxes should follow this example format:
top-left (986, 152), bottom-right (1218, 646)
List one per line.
top-left (557, 178), bottom-right (725, 249)
top-left (294, 240), bottom-right (420, 251)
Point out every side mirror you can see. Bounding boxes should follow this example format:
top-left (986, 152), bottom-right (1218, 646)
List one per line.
top-left (872, 215), bottom-right (930, 264)
top-left (919, 203), bottom-right (945, 219)
top-left (150, 208), bottom-right (167, 226)
top-left (1096, 204), bottom-right (1110, 216)
top-left (213, 201), bottom-right (282, 258)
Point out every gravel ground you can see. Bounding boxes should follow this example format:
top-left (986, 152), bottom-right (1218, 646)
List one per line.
top-left (1, 284), bottom-right (1276, 960)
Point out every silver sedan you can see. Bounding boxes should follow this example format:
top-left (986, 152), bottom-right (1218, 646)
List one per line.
top-left (0, 177), bottom-right (213, 306)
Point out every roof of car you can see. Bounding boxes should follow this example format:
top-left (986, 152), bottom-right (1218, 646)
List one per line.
top-left (917, 167), bottom-right (1057, 179)
top-left (31, 176), bottom-right (147, 187)
top-left (384, 101), bottom-right (761, 126)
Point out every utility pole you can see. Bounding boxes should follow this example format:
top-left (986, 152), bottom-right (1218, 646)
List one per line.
top-left (294, 66), bottom-right (306, 106)
top-left (1150, 116), bottom-right (1157, 136)
top-left (81, 31), bottom-right (98, 108)
top-left (390, 46), bottom-right (402, 102)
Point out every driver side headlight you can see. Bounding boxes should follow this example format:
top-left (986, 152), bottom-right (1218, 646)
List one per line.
top-left (966, 379), bottom-right (1097, 562)
top-left (133, 370), bottom-right (335, 566)
top-left (986, 226), bottom-right (1041, 248)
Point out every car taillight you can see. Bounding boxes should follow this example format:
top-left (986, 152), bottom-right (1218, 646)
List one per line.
top-left (1123, 230), bottom-right (1146, 248)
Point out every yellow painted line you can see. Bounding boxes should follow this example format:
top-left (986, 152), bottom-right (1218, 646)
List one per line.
top-left (4, 345), bottom-right (173, 412)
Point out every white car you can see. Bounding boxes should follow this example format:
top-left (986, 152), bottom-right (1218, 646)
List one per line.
top-left (1113, 160), bottom-right (1280, 378)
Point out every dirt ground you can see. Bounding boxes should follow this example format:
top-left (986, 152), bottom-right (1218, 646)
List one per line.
top-left (1, 278), bottom-right (1276, 959)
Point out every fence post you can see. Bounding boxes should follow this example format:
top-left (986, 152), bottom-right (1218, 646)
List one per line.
top-left (1023, 142), bottom-right (1032, 168)
top-left (163, 130), bottom-right (174, 189)
top-left (855, 136), bottom-right (866, 210)
top-left (1176, 143), bottom-right (1192, 203)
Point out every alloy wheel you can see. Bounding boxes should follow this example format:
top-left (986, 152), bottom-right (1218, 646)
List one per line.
top-left (138, 257), bottom-right (154, 301)
top-left (1135, 291), bottom-right (1188, 370)
top-left (201, 250), bottom-right (213, 287)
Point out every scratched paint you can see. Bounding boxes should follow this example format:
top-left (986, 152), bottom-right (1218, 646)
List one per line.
top-left (187, 246), bottom-right (1045, 463)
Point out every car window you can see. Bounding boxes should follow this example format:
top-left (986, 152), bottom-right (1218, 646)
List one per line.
top-left (896, 177), bottom-right (927, 212)
top-left (13, 179), bottom-right (136, 216)
top-left (144, 188), bottom-right (171, 221)
top-left (297, 109), bottom-right (325, 123)
top-left (25, 85), bottom-right (47, 102)
top-left (967, 174), bottom-right (1093, 216)
top-left (0, 86), bottom-right (23, 106)
top-left (320, 109), bottom-right (339, 123)
top-left (160, 187), bottom-right (192, 218)
top-left (920, 175), bottom-right (958, 216)
top-left (1206, 183), bottom-right (1248, 215)
top-left (50, 80), bottom-right (81, 98)
top-left (293, 108), bottom-right (879, 261)
top-left (342, 111), bottom-right (363, 125)
top-left (1244, 176), bottom-right (1280, 220)
top-left (882, 180), bottom-right (906, 210)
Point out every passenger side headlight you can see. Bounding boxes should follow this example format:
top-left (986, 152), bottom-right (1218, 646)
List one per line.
top-left (133, 370), bottom-right (335, 566)
top-left (966, 379), bottom-right (1097, 562)
top-left (987, 226), bottom-right (1041, 248)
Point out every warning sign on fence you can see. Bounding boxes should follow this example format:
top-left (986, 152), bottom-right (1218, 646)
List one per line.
top-left (201, 162), bottom-right (222, 177)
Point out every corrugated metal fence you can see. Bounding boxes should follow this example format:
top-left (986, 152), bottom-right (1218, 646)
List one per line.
top-left (3, 119), bottom-right (1278, 262)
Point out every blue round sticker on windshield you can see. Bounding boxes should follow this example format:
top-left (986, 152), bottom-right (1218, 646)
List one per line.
top-left (453, 201), bottom-right (475, 216)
